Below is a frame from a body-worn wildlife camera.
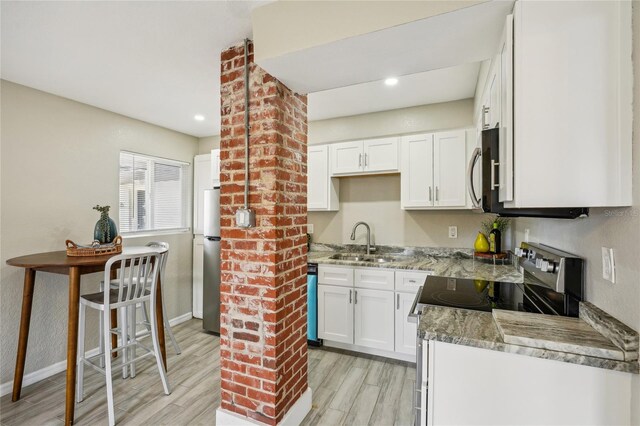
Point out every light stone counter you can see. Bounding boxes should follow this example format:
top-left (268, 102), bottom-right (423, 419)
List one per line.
top-left (307, 244), bottom-right (523, 283)
top-left (418, 304), bottom-right (639, 374)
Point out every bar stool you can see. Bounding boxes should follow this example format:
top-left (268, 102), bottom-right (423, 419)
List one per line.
top-left (76, 251), bottom-right (171, 426)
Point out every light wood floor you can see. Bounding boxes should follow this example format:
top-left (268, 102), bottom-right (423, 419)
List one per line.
top-left (1, 319), bottom-right (415, 425)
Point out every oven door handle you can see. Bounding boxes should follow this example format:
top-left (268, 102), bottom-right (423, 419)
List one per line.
top-left (407, 286), bottom-right (423, 324)
top-left (467, 147), bottom-right (482, 209)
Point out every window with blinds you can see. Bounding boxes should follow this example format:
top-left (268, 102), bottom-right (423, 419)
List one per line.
top-left (119, 151), bottom-right (190, 234)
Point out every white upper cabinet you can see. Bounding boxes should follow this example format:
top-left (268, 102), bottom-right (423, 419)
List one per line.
top-left (498, 14), bottom-right (514, 202)
top-left (401, 130), bottom-right (469, 210)
top-left (330, 140), bottom-right (363, 175)
top-left (308, 145), bottom-right (339, 211)
top-left (507, 1), bottom-right (632, 208)
top-left (193, 153), bottom-right (212, 234)
top-left (401, 134), bottom-right (434, 208)
top-left (363, 137), bottom-right (399, 173)
top-left (331, 137), bottom-right (399, 176)
top-left (433, 131), bottom-right (467, 207)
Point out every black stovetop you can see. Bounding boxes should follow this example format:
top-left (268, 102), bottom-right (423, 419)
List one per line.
top-left (416, 276), bottom-right (524, 313)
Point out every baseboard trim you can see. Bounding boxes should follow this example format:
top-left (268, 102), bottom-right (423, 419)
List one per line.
top-left (0, 312), bottom-right (193, 397)
top-left (169, 311), bottom-right (193, 327)
top-left (0, 347), bottom-right (100, 398)
top-left (216, 387), bottom-right (312, 426)
top-left (323, 340), bottom-right (416, 363)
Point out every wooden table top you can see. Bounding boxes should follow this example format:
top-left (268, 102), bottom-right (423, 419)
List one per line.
top-left (6, 250), bottom-right (115, 268)
top-left (6, 247), bottom-right (165, 269)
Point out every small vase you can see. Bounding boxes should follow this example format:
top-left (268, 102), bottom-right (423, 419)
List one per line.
top-left (474, 232), bottom-right (490, 253)
top-left (94, 206), bottom-right (118, 244)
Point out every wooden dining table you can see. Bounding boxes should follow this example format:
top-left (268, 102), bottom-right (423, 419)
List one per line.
top-left (6, 248), bottom-right (168, 426)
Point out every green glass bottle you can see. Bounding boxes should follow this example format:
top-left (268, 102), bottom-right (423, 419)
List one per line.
top-left (489, 222), bottom-right (501, 254)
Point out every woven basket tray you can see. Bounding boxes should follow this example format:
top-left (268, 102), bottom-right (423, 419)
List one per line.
top-left (66, 236), bottom-right (122, 257)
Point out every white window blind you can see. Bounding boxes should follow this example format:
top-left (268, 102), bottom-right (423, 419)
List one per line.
top-left (119, 152), bottom-right (190, 234)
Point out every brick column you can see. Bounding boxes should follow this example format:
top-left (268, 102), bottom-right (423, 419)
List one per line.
top-left (217, 41), bottom-right (309, 425)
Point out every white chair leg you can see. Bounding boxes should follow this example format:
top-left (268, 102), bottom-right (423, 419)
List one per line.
top-left (149, 302), bottom-right (171, 395)
top-left (129, 305), bottom-right (136, 378)
top-left (98, 281), bottom-right (105, 368)
top-left (103, 309), bottom-right (116, 426)
top-left (161, 297), bottom-right (181, 355)
top-left (76, 303), bottom-right (86, 403)
top-left (140, 301), bottom-right (152, 332)
top-left (119, 307), bottom-right (128, 379)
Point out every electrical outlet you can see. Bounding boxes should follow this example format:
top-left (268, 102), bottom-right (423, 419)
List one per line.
top-left (602, 247), bottom-right (616, 283)
top-left (448, 226), bottom-right (457, 239)
top-left (524, 229), bottom-right (530, 243)
top-left (307, 224), bottom-right (314, 234)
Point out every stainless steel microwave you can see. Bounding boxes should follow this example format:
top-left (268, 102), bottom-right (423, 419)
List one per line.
top-left (467, 128), bottom-right (588, 219)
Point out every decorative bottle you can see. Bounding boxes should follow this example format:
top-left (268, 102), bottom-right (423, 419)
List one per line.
top-left (93, 205), bottom-right (118, 244)
top-left (489, 222), bottom-right (502, 254)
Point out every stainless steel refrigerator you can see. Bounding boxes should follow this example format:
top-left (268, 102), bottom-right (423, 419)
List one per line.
top-left (202, 188), bottom-right (221, 333)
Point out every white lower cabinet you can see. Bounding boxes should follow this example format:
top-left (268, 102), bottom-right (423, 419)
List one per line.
top-left (395, 292), bottom-right (418, 356)
top-left (424, 340), bottom-right (633, 426)
top-left (318, 284), bottom-right (353, 344)
top-left (318, 265), bottom-right (426, 361)
top-left (354, 288), bottom-right (395, 351)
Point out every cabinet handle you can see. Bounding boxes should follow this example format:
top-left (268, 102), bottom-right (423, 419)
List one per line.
top-left (435, 186), bottom-right (439, 202)
top-left (482, 106), bottom-right (490, 130)
top-left (397, 293), bottom-right (400, 310)
top-left (428, 186), bottom-right (432, 201)
top-left (359, 153), bottom-right (362, 168)
top-left (349, 289), bottom-right (352, 304)
top-left (490, 159), bottom-right (500, 189)
top-left (364, 153), bottom-right (368, 167)
top-left (409, 280), bottom-right (416, 283)
top-left (354, 290), bottom-right (358, 304)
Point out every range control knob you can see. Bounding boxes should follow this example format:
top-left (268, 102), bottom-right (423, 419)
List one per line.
top-left (544, 260), bottom-right (558, 273)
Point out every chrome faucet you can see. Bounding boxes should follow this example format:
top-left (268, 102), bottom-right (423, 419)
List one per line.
top-left (350, 221), bottom-right (374, 255)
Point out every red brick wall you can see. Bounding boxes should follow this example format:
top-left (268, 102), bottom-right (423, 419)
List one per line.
top-left (218, 41), bottom-right (308, 425)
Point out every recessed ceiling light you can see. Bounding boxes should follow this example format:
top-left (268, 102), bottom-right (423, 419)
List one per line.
top-left (194, 114), bottom-right (205, 121)
top-left (384, 77), bottom-right (398, 86)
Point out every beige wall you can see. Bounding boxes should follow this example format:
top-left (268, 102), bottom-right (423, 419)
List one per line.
top-left (514, 5), bottom-right (640, 420)
top-left (198, 135), bottom-right (220, 154)
top-left (252, 1), bottom-right (485, 62)
top-left (0, 80), bottom-right (198, 386)
top-left (308, 99), bottom-right (496, 248)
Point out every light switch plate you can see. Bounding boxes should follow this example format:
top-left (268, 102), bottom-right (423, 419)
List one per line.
top-left (524, 229), bottom-right (530, 242)
top-left (602, 247), bottom-right (615, 283)
top-left (307, 224), bottom-right (314, 234)
top-left (448, 226), bottom-right (458, 239)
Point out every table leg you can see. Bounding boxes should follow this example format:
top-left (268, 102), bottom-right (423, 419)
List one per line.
top-left (156, 275), bottom-right (167, 370)
top-left (64, 267), bottom-right (80, 426)
top-left (12, 268), bottom-right (36, 402)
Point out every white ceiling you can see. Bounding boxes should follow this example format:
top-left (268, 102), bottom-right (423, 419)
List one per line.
top-left (308, 62), bottom-right (481, 121)
top-left (1, 1), bottom-right (509, 137)
top-left (0, 1), bottom-right (267, 138)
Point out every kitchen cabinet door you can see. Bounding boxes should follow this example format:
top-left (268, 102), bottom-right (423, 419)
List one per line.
top-left (425, 340), bottom-right (632, 426)
top-left (193, 153), bottom-right (212, 234)
top-left (330, 140), bottom-right (363, 175)
top-left (363, 137), bottom-right (399, 173)
top-left (487, 59), bottom-right (501, 129)
top-left (211, 148), bottom-right (220, 187)
top-left (400, 134), bottom-right (434, 209)
top-left (498, 15), bottom-right (514, 202)
top-left (308, 145), bottom-right (339, 211)
top-left (433, 131), bottom-right (467, 207)
top-left (354, 288), bottom-right (394, 351)
top-left (318, 284), bottom-right (353, 344)
top-left (394, 292), bottom-right (418, 357)
top-left (192, 236), bottom-right (204, 319)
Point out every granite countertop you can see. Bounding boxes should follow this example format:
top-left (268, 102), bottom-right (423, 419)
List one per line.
top-left (418, 303), bottom-right (639, 374)
top-left (308, 244), bottom-right (523, 283)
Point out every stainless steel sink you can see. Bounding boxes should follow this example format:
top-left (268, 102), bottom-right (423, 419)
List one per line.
top-left (328, 253), bottom-right (412, 263)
